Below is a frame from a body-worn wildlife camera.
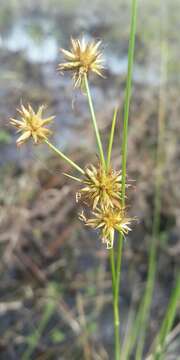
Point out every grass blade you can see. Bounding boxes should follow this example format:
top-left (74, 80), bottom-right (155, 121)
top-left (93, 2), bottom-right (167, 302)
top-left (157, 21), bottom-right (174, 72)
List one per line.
top-left (146, 274), bottom-right (180, 360)
top-left (114, 0), bottom-right (138, 357)
top-left (135, 40), bottom-right (168, 360)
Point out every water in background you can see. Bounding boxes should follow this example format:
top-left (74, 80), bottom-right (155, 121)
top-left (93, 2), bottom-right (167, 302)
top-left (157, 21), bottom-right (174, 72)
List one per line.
top-left (0, 0), bottom-right (179, 165)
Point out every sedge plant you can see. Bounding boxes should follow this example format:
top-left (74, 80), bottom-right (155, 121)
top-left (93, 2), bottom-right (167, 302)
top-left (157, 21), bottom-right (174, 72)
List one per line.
top-left (10, 1), bottom-right (138, 358)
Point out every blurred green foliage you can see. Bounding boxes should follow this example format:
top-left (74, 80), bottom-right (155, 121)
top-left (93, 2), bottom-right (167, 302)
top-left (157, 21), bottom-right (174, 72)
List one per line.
top-left (0, 130), bottom-right (11, 144)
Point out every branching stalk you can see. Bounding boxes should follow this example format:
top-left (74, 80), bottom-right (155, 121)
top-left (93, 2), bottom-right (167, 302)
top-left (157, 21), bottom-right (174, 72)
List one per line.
top-left (45, 139), bottom-right (84, 174)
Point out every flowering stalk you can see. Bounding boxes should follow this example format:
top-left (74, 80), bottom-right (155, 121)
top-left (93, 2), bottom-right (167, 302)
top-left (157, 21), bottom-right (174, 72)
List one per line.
top-left (83, 75), bottom-right (121, 358)
top-left (110, 245), bottom-right (116, 291)
top-left (115, 0), bottom-right (138, 357)
top-left (10, 28), bottom-right (137, 360)
top-left (84, 74), bottom-right (106, 169)
top-left (45, 139), bottom-right (84, 175)
top-left (107, 107), bottom-right (118, 171)
top-left (105, 108), bottom-right (120, 356)
top-left (59, 38), bottom-right (105, 168)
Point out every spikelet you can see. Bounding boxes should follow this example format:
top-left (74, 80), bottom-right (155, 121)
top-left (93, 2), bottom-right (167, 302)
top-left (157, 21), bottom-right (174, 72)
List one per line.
top-left (76, 163), bottom-right (122, 209)
top-left (10, 104), bottom-right (54, 146)
top-left (58, 37), bottom-right (104, 87)
top-left (79, 205), bottom-right (133, 249)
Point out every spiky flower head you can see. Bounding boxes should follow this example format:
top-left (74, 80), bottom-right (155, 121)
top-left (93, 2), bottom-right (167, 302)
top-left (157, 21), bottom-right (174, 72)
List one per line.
top-left (79, 205), bottom-right (132, 249)
top-left (10, 104), bottom-right (54, 146)
top-left (58, 37), bottom-right (104, 87)
top-left (77, 163), bottom-right (122, 209)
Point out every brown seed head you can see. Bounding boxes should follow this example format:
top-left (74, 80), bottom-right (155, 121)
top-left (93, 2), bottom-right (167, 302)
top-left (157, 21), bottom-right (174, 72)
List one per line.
top-left (58, 37), bottom-right (104, 87)
top-left (79, 205), bottom-right (133, 249)
top-left (77, 163), bottom-right (122, 209)
top-left (10, 104), bottom-right (54, 146)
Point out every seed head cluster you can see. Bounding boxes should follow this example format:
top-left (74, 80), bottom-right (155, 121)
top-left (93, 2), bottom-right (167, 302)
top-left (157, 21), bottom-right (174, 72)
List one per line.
top-left (10, 36), bottom-right (134, 249)
top-left (77, 162), bottom-right (133, 248)
top-left (77, 163), bottom-right (122, 209)
top-left (58, 37), bottom-right (104, 87)
top-left (80, 205), bottom-right (132, 249)
top-left (10, 104), bottom-right (54, 146)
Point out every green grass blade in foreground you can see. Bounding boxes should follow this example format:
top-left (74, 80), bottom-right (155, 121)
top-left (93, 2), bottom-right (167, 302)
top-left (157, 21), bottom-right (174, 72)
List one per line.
top-left (114, 0), bottom-right (138, 356)
top-left (120, 0), bottom-right (137, 207)
top-left (107, 107), bottom-right (118, 170)
top-left (116, 0), bottom-right (137, 287)
top-left (114, 0), bottom-right (138, 357)
top-left (152, 274), bottom-right (180, 360)
top-left (116, 0), bottom-right (137, 292)
top-left (124, 40), bottom-right (168, 360)
top-left (84, 74), bottom-right (106, 169)
top-left (135, 41), bottom-right (168, 360)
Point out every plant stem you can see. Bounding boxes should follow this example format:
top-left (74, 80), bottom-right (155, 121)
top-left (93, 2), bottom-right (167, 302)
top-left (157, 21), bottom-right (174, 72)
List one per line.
top-left (45, 139), bottom-right (84, 175)
top-left (84, 69), bottom-right (118, 359)
top-left (84, 74), bottom-right (106, 169)
top-left (121, 0), bottom-right (137, 207)
top-left (110, 246), bottom-right (116, 292)
top-left (114, 0), bottom-right (137, 357)
top-left (135, 40), bottom-right (168, 360)
top-left (114, 301), bottom-right (120, 360)
top-left (107, 107), bottom-right (118, 170)
top-left (122, 41), bottom-right (168, 360)
top-left (114, 233), bottom-right (122, 360)
top-left (109, 239), bottom-right (120, 360)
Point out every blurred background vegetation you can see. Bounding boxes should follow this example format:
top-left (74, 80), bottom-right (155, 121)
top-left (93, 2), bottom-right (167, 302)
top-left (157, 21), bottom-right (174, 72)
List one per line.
top-left (0, 0), bottom-right (179, 359)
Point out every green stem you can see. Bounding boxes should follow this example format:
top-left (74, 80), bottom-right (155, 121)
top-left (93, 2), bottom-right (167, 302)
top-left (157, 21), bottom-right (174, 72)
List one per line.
top-left (110, 237), bottom-right (120, 360)
top-left (114, 0), bottom-right (137, 357)
top-left (135, 40), bottom-right (168, 360)
top-left (114, 301), bottom-right (120, 360)
top-left (122, 41), bottom-right (168, 360)
top-left (107, 107), bottom-right (118, 170)
top-left (84, 74), bottom-right (106, 169)
top-left (45, 139), bottom-right (84, 175)
top-left (110, 246), bottom-right (116, 292)
top-left (121, 0), bottom-right (137, 206)
top-left (114, 233), bottom-right (123, 359)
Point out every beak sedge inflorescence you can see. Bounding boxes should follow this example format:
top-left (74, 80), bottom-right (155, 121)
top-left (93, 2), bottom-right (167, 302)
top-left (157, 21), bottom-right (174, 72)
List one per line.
top-left (10, 37), bottom-right (134, 249)
top-left (58, 37), bottom-right (104, 88)
top-left (10, 104), bottom-right (54, 146)
top-left (76, 162), bottom-right (132, 249)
